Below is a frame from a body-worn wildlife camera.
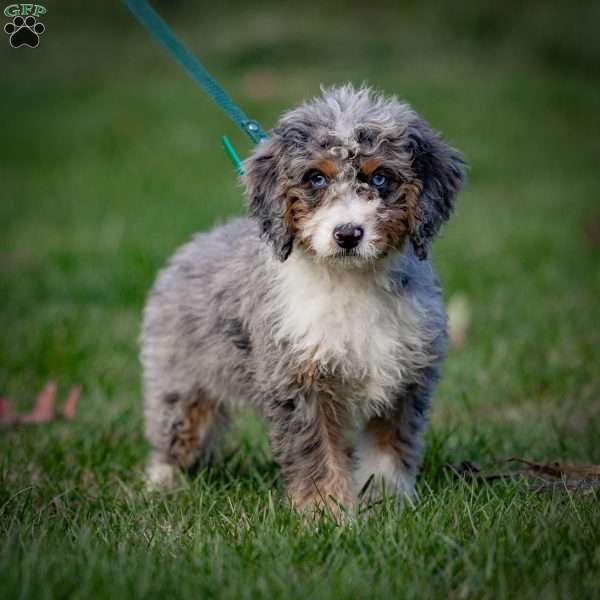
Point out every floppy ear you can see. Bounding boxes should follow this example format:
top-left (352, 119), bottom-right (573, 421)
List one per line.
top-left (408, 120), bottom-right (466, 260)
top-left (243, 137), bottom-right (293, 262)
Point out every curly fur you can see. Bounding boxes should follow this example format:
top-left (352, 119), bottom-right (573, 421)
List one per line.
top-left (141, 85), bottom-right (465, 512)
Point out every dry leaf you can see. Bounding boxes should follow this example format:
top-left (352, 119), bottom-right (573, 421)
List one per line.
top-left (508, 458), bottom-right (600, 479)
top-left (445, 457), bottom-right (600, 494)
top-left (20, 381), bottom-right (56, 423)
top-left (62, 385), bottom-right (81, 420)
top-left (0, 397), bottom-right (12, 420)
top-left (0, 381), bottom-right (81, 426)
top-left (241, 68), bottom-right (279, 101)
top-left (528, 479), bottom-right (600, 494)
top-left (447, 293), bottom-right (471, 349)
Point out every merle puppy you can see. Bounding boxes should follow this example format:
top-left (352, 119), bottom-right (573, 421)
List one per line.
top-left (141, 85), bottom-right (465, 513)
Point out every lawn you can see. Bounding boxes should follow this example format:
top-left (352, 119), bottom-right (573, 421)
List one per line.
top-left (2, 1), bottom-right (600, 598)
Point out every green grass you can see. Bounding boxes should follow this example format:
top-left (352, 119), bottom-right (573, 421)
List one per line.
top-left (2, 1), bottom-right (600, 598)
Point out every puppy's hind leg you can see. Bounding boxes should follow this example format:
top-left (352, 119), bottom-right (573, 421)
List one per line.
top-left (145, 388), bottom-right (228, 489)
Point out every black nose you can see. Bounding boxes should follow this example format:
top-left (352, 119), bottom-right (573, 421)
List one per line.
top-left (333, 223), bottom-right (364, 249)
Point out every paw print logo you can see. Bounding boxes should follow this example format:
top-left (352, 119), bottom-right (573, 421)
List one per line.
top-left (4, 15), bottom-right (45, 48)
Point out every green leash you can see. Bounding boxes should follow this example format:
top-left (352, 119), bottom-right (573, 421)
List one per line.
top-left (122, 0), bottom-right (268, 174)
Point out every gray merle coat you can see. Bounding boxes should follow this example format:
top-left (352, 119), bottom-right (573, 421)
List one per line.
top-left (141, 85), bottom-right (465, 513)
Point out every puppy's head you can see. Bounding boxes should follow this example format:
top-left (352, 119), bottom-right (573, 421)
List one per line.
top-left (243, 85), bottom-right (465, 264)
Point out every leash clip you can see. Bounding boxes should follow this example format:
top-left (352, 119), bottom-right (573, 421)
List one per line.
top-left (242, 120), bottom-right (268, 144)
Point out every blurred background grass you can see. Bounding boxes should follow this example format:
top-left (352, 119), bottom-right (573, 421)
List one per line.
top-left (2, 0), bottom-right (599, 450)
top-left (1, 1), bottom-right (600, 596)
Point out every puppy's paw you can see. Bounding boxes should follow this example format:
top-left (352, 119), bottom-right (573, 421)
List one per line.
top-left (356, 474), bottom-right (416, 512)
top-left (289, 484), bottom-right (354, 520)
top-left (145, 461), bottom-right (178, 491)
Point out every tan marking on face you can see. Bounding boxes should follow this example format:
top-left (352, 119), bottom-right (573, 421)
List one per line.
top-left (405, 181), bottom-right (420, 233)
top-left (314, 159), bottom-right (338, 179)
top-left (375, 181), bottom-right (421, 254)
top-left (284, 196), bottom-right (316, 253)
top-left (360, 157), bottom-right (383, 177)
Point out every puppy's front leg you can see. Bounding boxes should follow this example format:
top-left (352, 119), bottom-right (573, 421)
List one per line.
top-left (268, 390), bottom-right (353, 514)
top-left (354, 376), bottom-right (435, 504)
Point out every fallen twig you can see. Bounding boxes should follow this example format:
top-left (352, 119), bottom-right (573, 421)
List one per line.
top-left (444, 458), bottom-right (600, 494)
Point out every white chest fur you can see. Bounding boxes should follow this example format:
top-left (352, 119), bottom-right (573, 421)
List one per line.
top-left (271, 252), bottom-right (436, 413)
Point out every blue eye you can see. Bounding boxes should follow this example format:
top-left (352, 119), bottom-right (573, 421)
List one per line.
top-left (308, 171), bottom-right (328, 188)
top-left (370, 173), bottom-right (387, 188)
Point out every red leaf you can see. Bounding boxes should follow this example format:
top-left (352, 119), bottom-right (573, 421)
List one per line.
top-left (20, 381), bottom-right (56, 424)
top-left (62, 385), bottom-right (81, 420)
top-left (0, 397), bottom-right (15, 423)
